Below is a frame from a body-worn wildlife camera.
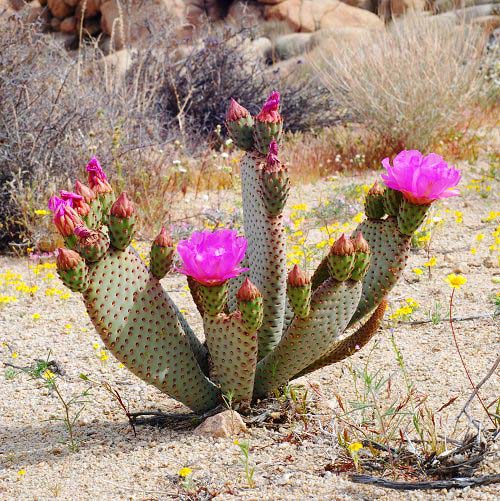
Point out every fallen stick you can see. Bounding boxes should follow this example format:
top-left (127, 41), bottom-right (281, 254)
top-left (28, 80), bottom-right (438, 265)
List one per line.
top-left (350, 474), bottom-right (500, 491)
top-left (400, 313), bottom-right (494, 326)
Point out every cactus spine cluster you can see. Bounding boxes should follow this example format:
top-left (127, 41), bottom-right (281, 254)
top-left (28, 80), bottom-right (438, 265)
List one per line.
top-left (51, 94), bottom-right (436, 413)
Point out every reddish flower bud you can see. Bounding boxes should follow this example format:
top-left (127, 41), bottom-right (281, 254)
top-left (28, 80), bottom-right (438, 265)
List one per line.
top-left (236, 277), bottom-right (261, 302)
top-left (74, 180), bottom-right (96, 203)
top-left (110, 192), bottom-right (135, 218)
top-left (256, 91), bottom-right (281, 123)
top-left (330, 234), bottom-right (355, 256)
top-left (86, 157), bottom-right (113, 194)
top-left (56, 248), bottom-right (82, 270)
top-left (352, 232), bottom-right (370, 253)
top-left (154, 226), bottom-right (173, 247)
top-left (53, 205), bottom-right (83, 237)
top-left (368, 180), bottom-right (385, 196)
top-left (288, 264), bottom-right (310, 287)
top-left (226, 98), bottom-right (250, 122)
top-left (60, 190), bottom-right (90, 217)
top-left (266, 140), bottom-right (281, 172)
top-left (74, 225), bottom-right (100, 246)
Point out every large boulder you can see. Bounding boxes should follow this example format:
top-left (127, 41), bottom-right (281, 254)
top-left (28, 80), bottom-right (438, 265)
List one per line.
top-left (262, 0), bottom-right (383, 32)
top-left (227, 0), bottom-right (264, 25)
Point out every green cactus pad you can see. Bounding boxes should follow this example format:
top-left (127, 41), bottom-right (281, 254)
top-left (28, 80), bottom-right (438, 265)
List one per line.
top-left (351, 251), bottom-right (371, 281)
top-left (397, 199), bottom-right (430, 236)
top-left (204, 312), bottom-right (258, 404)
top-left (254, 279), bottom-right (362, 397)
top-left (57, 260), bottom-right (89, 293)
top-left (349, 217), bottom-right (410, 325)
top-left (83, 247), bottom-right (219, 412)
top-left (261, 169), bottom-right (290, 216)
top-left (77, 229), bottom-right (110, 263)
top-left (150, 244), bottom-right (174, 280)
top-left (365, 193), bottom-right (386, 220)
top-left (287, 284), bottom-right (311, 319)
top-left (254, 121), bottom-right (283, 155)
top-left (64, 234), bottom-right (77, 250)
top-left (88, 198), bottom-right (102, 227)
top-left (238, 296), bottom-right (264, 332)
top-left (327, 253), bottom-right (355, 282)
top-left (227, 116), bottom-right (255, 151)
top-left (109, 214), bottom-right (135, 250)
top-left (198, 283), bottom-right (228, 317)
top-left (241, 152), bottom-right (287, 359)
top-left (383, 188), bottom-right (403, 217)
top-left (298, 299), bottom-right (387, 377)
top-left (98, 192), bottom-right (115, 223)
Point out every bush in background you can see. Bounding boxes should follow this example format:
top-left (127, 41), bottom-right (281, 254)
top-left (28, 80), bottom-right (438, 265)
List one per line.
top-left (314, 14), bottom-right (490, 154)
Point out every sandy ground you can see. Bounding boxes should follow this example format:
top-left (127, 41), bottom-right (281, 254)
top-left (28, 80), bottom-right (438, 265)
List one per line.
top-left (0, 163), bottom-right (499, 500)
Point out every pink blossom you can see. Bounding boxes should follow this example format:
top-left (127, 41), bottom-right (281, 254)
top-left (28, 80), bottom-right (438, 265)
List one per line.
top-left (256, 91), bottom-right (281, 123)
top-left (176, 229), bottom-right (249, 286)
top-left (266, 140), bottom-right (280, 170)
top-left (86, 156), bottom-right (113, 194)
top-left (52, 204), bottom-right (83, 237)
top-left (381, 150), bottom-right (461, 205)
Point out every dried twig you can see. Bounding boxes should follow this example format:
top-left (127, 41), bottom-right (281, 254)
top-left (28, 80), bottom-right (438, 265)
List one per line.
top-left (401, 313), bottom-right (494, 325)
top-left (350, 473), bottom-right (500, 491)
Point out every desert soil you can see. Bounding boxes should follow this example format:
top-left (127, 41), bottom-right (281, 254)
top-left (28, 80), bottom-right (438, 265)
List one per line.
top-left (0, 161), bottom-right (499, 500)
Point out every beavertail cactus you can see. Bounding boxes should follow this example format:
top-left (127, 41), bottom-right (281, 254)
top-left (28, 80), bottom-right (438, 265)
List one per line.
top-left (50, 93), bottom-right (460, 413)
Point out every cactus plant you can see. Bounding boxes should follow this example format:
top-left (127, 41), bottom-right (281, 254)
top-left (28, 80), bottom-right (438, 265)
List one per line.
top-left (49, 93), bottom-right (461, 413)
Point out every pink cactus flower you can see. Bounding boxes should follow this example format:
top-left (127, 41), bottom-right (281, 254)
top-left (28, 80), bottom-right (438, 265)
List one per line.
top-left (48, 195), bottom-right (67, 212)
top-left (381, 150), bottom-right (461, 205)
top-left (53, 204), bottom-right (83, 237)
top-left (176, 229), bottom-right (249, 286)
top-left (86, 157), bottom-right (113, 194)
top-left (59, 190), bottom-right (90, 216)
top-left (256, 91), bottom-right (281, 123)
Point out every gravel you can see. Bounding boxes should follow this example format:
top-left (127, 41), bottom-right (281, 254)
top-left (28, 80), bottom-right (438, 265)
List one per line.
top-left (0, 165), bottom-right (499, 500)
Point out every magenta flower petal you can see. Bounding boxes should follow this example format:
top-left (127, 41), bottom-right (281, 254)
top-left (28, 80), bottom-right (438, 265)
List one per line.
top-left (176, 229), bottom-right (249, 286)
top-left (86, 156), bottom-right (107, 181)
top-left (380, 150), bottom-right (461, 205)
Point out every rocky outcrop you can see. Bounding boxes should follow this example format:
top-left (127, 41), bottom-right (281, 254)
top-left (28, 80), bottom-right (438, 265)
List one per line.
top-left (261, 0), bottom-right (384, 32)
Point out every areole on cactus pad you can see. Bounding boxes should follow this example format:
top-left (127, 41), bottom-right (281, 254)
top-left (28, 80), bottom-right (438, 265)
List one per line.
top-left (50, 92), bottom-right (461, 413)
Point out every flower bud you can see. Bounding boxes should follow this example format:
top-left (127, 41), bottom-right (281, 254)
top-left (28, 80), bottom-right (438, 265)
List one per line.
top-left (287, 265), bottom-right (311, 318)
top-left (74, 180), bottom-right (96, 204)
top-left (154, 226), bottom-right (174, 247)
top-left (330, 234), bottom-right (355, 256)
top-left (225, 98), bottom-right (254, 151)
top-left (288, 265), bottom-right (310, 287)
top-left (226, 98), bottom-right (250, 122)
top-left (86, 157), bottom-right (113, 194)
top-left (56, 248), bottom-right (82, 270)
top-left (60, 190), bottom-right (90, 217)
top-left (110, 192), bottom-right (135, 218)
top-left (236, 278), bottom-right (261, 302)
top-left (53, 205), bottom-right (83, 237)
top-left (256, 91), bottom-right (281, 123)
top-left (368, 181), bottom-right (385, 197)
top-left (352, 232), bottom-right (370, 254)
top-left (265, 140), bottom-right (280, 172)
top-left (254, 91), bottom-right (283, 155)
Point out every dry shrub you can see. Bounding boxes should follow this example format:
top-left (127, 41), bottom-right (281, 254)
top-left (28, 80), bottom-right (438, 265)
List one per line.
top-left (313, 15), bottom-right (488, 153)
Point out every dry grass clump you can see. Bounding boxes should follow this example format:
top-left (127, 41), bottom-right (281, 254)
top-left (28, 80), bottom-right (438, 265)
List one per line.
top-left (313, 14), bottom-right (489, 153)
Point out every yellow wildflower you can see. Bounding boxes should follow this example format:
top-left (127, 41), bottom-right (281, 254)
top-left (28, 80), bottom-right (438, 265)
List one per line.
top-left (412, 268), bottom-right (423, 276)
top-left (353, 212), bottom-right (364, 224)
top-left (178, 467), bottom-right (192, 478)
top-left (32, 313), bottom-right (41, 320)
top-left (470, 247), bottom-right (477, 255)
top-left (11, 352), bottom-right (19, 359)
top-left (17, 469), bottom-right (26, 477)
top-left (423, 257), bottom-right (437, 267)
top-left (348, 442), bottom-right (363, 453)
top-left (445, 274), bottom-right (467, 289)
top-left (34, 209), bottom-right (50, 216)
top-left (42, 369), bottom-right (55, 381)
top-left (475, 234), bottom-right (485, 242)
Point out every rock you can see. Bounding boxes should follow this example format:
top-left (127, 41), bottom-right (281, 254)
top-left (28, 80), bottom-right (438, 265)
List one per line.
top-left (266, 54), bottom-right (307, 79)
top-left (193, 410), bottom-right (247, 438)
top-left (64, 0), bottom-right (79, 6)
top-left (432, 4), bottom-right (499, 25)
top-left (101, 48), bottom-right (133, 80)
top-left (249, 36), bottom-right (273, 60)
top-left (310, 25), bottom-right (372, 48)
top-left (383, 0), bottom-right (426, 18)
top-left (228, 0), bottom-right (264, 25)
top-left (7, 0), bottom-right (26, 10)
top-left (339, 0), bottom-right (375, 11)
top-left (48, 0), bottom-right (73, 18)
top-left (263, 0), bottom-right (383, 33)
top-left (471, 15), bottom-right (500, 35)
top-left (50, 15), bottom-right (61, 29)
top-left (75, 0), bottom-right (101, 20)
top-left (274, 32), bottom-right (313, 59)
top-left (60, 14), bottom-right (76, 32)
